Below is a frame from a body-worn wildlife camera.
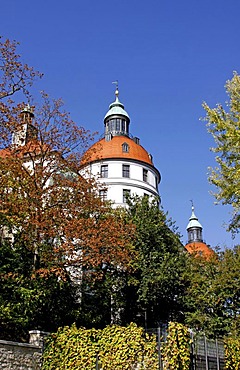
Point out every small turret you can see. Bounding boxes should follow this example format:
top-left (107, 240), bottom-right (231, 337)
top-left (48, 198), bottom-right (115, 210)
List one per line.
top-left (12, 104), bottom-right (38, 147)
top-left (20, 104), bottom-right (34, 124)
top-left (185, 203), bottom-right (214, 258)
top-left (187, 205), bottom-right (203, 243)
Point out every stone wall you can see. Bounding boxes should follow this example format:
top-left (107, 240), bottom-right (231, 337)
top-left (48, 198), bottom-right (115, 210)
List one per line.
top-left (0, 331), bottom-right (48, 370)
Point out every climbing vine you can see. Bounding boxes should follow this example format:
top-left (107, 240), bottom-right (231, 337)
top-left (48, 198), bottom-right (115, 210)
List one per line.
top-left (42, 323), bottom-right (158, 369)
top-left (161, 322), bottom-right (191, 370)
top-left (224, 337), bottom-right (240, 369)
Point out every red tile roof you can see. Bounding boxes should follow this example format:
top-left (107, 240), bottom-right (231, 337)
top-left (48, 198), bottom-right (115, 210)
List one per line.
top-left (0, 141), bottom-right (50, 158)
top-left (81, 136), bottom-right (153, 165)
top-left (185, 241), bottom-right (215, 258)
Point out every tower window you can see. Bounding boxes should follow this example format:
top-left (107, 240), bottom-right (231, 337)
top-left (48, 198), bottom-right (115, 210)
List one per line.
top-left (122, 142), bottom-right (129, 153)
top-left (123, 189), bottom-right (130, 203)
top-left (121, 120), bottom-right (126, 132)
top-left (100, 165), bottom-right (108, 178)
top-left (116, 119), bottom-right (121, 131)
top-left (99, 189), bottom-right (107, 201)
top-left (109, 119), bottom-right (115, 132)
top-left (122, 164), bottom-right (130, 178)
top-left (143, 169), bottom-right (148, 182)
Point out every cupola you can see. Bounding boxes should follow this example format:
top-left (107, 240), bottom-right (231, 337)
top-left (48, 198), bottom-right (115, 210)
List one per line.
top-left (187, 205), bottom-right (203, 243)
top-left (104, 84), bottom-right (130, 141)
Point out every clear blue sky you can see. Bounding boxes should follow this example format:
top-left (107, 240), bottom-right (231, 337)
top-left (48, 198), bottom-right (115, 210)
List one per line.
top-left (2, 0), bottom-right (240, 248)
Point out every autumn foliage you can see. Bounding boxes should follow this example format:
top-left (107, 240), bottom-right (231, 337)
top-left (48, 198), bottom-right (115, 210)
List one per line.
top-left (0, 37), bottom-right (135, 278)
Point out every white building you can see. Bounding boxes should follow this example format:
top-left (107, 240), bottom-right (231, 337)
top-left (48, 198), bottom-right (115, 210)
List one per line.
top-left (81, 87), bottom-right (161, 206)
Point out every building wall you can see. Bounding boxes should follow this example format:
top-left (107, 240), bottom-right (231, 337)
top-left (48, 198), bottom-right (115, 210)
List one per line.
top-left (0, 340), bottom-right (42, 370)
top-left (82, 158), bottom-right (159, 207)
top-left (0, 331), bottom-right (48, 370)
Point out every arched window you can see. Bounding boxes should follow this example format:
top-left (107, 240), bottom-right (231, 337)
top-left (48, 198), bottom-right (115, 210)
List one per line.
top-left (122, 142), bottom-right (129, 153)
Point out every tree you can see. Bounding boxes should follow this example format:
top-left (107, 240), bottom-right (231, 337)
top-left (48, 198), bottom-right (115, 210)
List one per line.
top-left (0, 37), bottom-right (135, 338)
top-left (0, 37), bottom-right (134, 277)
top-left (0, 37), bottom-right (42, 148)
top-left (184, 246), bottom-right (240, 337)
top-left (203, 72), bottom-right (240, 233)
top-left (120, 196), bottom-right (187, 328)
top-left (0, 239), bottom-right (77, 342)
top-left (0, 37), bottom-right (42, 100)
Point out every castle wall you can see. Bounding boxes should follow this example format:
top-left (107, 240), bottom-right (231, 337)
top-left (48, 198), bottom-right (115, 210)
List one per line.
top-left (0, 331), bottom-right (48, 370)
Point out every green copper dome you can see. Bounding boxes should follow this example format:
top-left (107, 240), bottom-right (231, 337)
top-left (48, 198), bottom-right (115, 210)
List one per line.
top-left (104, 88), bottom-right (130, 121)
top-left (187, 206), bottom-right (203, 230)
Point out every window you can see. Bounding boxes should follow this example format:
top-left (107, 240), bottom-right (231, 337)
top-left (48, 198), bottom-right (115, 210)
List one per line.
top-left (143, 168), bottom-right (148, 182)
top-left (109, 119), bottom-right (115, 132)
top-left (121, 120), bottom-right (126, 132)
top-left (100, 165), bottom-right (108, 178)
top-left (116, 119), bottom-right (121, 131)
top-left (99, 189), bottom-right (107, 201)
top-left (122, 164), bottom-right (130, 178)
top-left (123, 189), bottom-right (130, 203)
top-left (122, 142), bottom-right (129, 153)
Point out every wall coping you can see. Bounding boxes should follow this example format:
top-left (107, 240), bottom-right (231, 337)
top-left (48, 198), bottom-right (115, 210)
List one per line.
top-left (0, 338), bottom-right (42, 350)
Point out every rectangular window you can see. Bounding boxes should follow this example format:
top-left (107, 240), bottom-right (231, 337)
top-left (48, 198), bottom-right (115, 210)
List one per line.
top-left (143, 168), bottom-right (148, 182)
top-left (122, 164), bottom-right (130, 178)
top-left (123, 189), bottom-right (130, 203)
top-left (99, 189), bottom-right (107, 201)
top-left (116, 119), bottom-right (121, 131)
top-left (100, 165), bottom-right (108, 178)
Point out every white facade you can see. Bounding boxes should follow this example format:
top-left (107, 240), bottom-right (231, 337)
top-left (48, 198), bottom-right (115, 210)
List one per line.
top-left (83, 158), bottom-right (159, 207)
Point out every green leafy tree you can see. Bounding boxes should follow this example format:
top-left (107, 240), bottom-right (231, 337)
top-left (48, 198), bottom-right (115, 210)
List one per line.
top-left (122, 196), bottom-right (187, 328)
top-left (0, 240), bottom-right (77, 342)
top-left (203, 72), bottom-right (240, 233)
top-left (184, 246), bottom-right (240, 337)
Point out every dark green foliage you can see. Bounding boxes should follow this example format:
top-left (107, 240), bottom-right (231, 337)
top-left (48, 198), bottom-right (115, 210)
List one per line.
top-left (183, 246), bottom-right (240, 338)
top-left (0, 240), bottom-right (77, 342)
top-left (122, 196), bottom-right (187, 327)
top-left (76, 274), bottom-right (112, 328)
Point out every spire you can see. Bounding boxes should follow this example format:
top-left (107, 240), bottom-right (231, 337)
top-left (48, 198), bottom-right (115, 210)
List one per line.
top-left (187, 203), bottom-right (203, 243)
top-left (104, 82), bottom-right (130, 141)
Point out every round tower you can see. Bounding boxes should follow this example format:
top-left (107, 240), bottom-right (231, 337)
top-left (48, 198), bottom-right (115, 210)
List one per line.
top-left (81, 87), bottom-right (161, 207)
